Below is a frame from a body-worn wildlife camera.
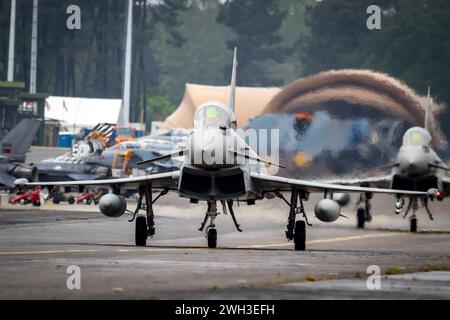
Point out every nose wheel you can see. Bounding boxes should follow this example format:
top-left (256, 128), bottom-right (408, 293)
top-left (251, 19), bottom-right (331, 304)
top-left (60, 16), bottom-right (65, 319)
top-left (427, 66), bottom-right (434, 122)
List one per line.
top-left (207, 228), bottom-right (217, 248)
top-left (410, 216), bottom-right (418, 232)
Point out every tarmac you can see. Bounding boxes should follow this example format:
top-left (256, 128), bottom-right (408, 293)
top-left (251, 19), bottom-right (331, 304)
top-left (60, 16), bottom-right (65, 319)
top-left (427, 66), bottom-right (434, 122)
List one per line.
top-left (0, 191), bottom-right (449, 299)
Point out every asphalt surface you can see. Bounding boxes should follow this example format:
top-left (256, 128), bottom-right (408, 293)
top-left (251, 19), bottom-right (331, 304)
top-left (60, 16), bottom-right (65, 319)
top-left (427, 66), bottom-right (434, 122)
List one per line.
top-left (0, 192), bottom-right (449, 299)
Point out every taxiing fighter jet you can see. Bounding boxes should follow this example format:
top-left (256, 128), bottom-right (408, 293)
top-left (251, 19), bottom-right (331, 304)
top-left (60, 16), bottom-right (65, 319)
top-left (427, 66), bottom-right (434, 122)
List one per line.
top-left (0, 118), bottom-right (40, 187)
top-left (15, 49), bottom-right (435, 250)
top-left (329, 87), bottom-right (449, 232)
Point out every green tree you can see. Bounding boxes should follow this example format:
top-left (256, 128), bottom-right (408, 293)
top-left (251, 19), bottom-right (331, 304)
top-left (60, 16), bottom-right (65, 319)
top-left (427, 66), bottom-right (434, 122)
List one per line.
top-left (151, 1), bottom-right (233, 105)
top-left (300, 0), bottom-right (450, 136)
top-left (216, 0), bottom-right (287, 86)
top-left (146, 95), bottom-right (175, 127)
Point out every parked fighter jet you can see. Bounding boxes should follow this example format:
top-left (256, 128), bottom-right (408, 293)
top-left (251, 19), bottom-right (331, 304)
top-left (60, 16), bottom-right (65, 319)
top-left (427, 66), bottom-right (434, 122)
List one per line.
top-left (0, 118), bottom-right (40, 187)
top-left (37, 123), bottom-right (187, 182)
top-left (97, 128), bottom-right (188, 178)
top-left (329, 87), bottom-right (449, 232)
top-left (36, 123), bottom-right (115, 182)
top-left (15, 49), bottom-right (435, 250)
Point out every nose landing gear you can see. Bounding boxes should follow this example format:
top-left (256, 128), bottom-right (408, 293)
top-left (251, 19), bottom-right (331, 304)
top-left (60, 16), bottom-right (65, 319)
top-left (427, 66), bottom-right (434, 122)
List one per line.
top-left (199, 201), bottom-right (219, 248)
top-left (402, 197), bottom-right (419, 233)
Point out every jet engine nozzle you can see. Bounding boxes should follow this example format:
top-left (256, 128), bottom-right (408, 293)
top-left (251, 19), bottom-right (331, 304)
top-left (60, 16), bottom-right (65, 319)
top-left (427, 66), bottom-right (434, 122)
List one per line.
top-left (4, 163), bottom-right (38, 181)
top-left (314, 199), bottom-right (340, 222)
top-left (334, 193), bottom-right (350, 207)
top-left (99, 193), bottom-right (127, 218)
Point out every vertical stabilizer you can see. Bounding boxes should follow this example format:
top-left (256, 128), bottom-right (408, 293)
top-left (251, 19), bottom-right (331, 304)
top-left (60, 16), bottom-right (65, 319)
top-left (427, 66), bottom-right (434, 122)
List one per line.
top-left (425, 85), bottom-right (431, 131)
top-left (0, 119), bottom-right (41, 163)
top-left (229, 47), bottom-right (237, 115)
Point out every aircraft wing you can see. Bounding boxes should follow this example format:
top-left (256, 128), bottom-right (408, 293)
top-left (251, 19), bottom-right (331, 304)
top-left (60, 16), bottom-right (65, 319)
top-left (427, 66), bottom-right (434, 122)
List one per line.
top-left (18, 171), bottom-right (180, 190)
top-left (317, 175), bottom-right (393, 189)
top-left (250, 172), bottom-right (425, 195)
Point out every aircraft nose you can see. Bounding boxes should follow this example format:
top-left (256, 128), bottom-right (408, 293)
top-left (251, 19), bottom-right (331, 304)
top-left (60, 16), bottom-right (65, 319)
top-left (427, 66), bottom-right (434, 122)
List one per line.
top-left (399, 152), bottom-right (428, 175)
top-left (189, 129), bottom-right (229, 167)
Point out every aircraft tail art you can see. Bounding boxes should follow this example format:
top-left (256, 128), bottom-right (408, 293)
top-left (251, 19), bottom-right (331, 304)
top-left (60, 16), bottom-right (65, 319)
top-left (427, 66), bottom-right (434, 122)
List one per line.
top-left (0, 119), bottom-right (41, 163)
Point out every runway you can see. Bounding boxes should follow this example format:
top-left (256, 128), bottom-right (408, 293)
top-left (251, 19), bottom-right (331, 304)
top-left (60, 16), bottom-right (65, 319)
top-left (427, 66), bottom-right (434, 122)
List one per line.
top-left (0, 193), bottom-right (449, 299)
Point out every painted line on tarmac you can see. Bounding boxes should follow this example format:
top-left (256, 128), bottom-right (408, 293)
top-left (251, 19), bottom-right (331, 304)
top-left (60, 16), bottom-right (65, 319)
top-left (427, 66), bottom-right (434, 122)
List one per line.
top-left (237, 232), bottom-right (406, 248)
top-left (0, 249), bottom-right (98, 255)
top-left (0, 247), bottom-right (202, 256)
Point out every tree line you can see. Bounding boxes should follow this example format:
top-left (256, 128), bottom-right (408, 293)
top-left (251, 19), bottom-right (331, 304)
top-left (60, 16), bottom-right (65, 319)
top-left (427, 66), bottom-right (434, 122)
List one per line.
top-left (0, 0), bottom-right (449, 136)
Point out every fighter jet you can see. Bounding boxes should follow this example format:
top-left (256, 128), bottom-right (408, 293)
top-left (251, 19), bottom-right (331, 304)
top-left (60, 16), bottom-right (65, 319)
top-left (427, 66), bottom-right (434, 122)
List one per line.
top-left (97, 128), bottom-right (188, 178)
top-left (37, 124), bottom-right (187, 182)
top-left (0, 118), bottom-right (40, 187)
top-left (328, 87), bottom-right (449, 232)
top-left (15, 49), bottom-right (435, 250)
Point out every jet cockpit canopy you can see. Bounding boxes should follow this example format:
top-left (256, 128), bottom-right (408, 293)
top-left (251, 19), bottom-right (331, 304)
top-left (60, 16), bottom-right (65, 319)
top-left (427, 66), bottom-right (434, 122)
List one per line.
top-left (403, 127), bottom-right (431, 146)
top-left (193, 102), bottom-right (235, 129)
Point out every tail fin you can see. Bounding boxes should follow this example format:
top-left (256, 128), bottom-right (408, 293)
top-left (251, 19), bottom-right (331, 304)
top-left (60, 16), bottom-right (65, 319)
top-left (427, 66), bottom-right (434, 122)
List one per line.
top-left (0, 119), bottom-right (41, 162)
top-left (229, 47), bottom-right (237, 115)
top-left (425, 85), bottom-right (432, 131)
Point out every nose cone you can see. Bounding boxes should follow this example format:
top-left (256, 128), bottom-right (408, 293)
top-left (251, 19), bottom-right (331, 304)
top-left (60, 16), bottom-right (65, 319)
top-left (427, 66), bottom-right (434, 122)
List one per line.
top-left (398, 147), bottom-right (429, 176)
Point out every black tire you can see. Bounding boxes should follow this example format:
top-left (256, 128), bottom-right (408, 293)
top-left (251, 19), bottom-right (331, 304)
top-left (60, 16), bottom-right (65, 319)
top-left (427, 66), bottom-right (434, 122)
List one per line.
top-left (52, 193), bottom-right (62, 204)
top-left (33, 201), bottom-right (41, 207)
top-left (135, 216), bottom-right (148, 246)
top-left (207, 228), bottom-right (217, 248)
top-left (410, 218), bottom-right (418, 233)
top-left (294, 220), bottom-right (306, 251)
top-left (357, 208), bottom-right (365, 229)
top-left (68, 197), bottom-right (75, 205)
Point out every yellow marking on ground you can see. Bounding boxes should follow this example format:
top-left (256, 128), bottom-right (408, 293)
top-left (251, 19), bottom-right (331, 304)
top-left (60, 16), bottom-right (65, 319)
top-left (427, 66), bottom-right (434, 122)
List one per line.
top-left (116, 248), bottom-right (202, 253)
top-left (0, 247), bottom-right (204, 256)
top-left (237, 232), bottom-right (406, 249)
top-left (0, 249), bottom-right (98, 256)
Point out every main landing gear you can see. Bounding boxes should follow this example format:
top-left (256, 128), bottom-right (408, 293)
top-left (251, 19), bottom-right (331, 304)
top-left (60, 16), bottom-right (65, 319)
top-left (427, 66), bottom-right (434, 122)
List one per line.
top-left (129, 185), bottom-right (168, 246)
top-left (198, 200), bottom-right (243, 249)
top-left (276, 189), bottom-right (310, 251)
top-left (355, 192), bottom-right (372, 229)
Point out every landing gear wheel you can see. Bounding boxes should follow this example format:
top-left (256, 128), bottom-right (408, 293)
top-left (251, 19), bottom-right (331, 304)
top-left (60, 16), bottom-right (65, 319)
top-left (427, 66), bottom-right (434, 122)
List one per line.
top-left (294, 220), bottom-right (306, 251)
top-left (207, 228), bottom-right (217, 248)
top-left (135, 216), bottom-right (148, 246)
top-left (410, 217), bottom-right (418, 233)
top-left (357, 208), bottom-right (365, 229)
